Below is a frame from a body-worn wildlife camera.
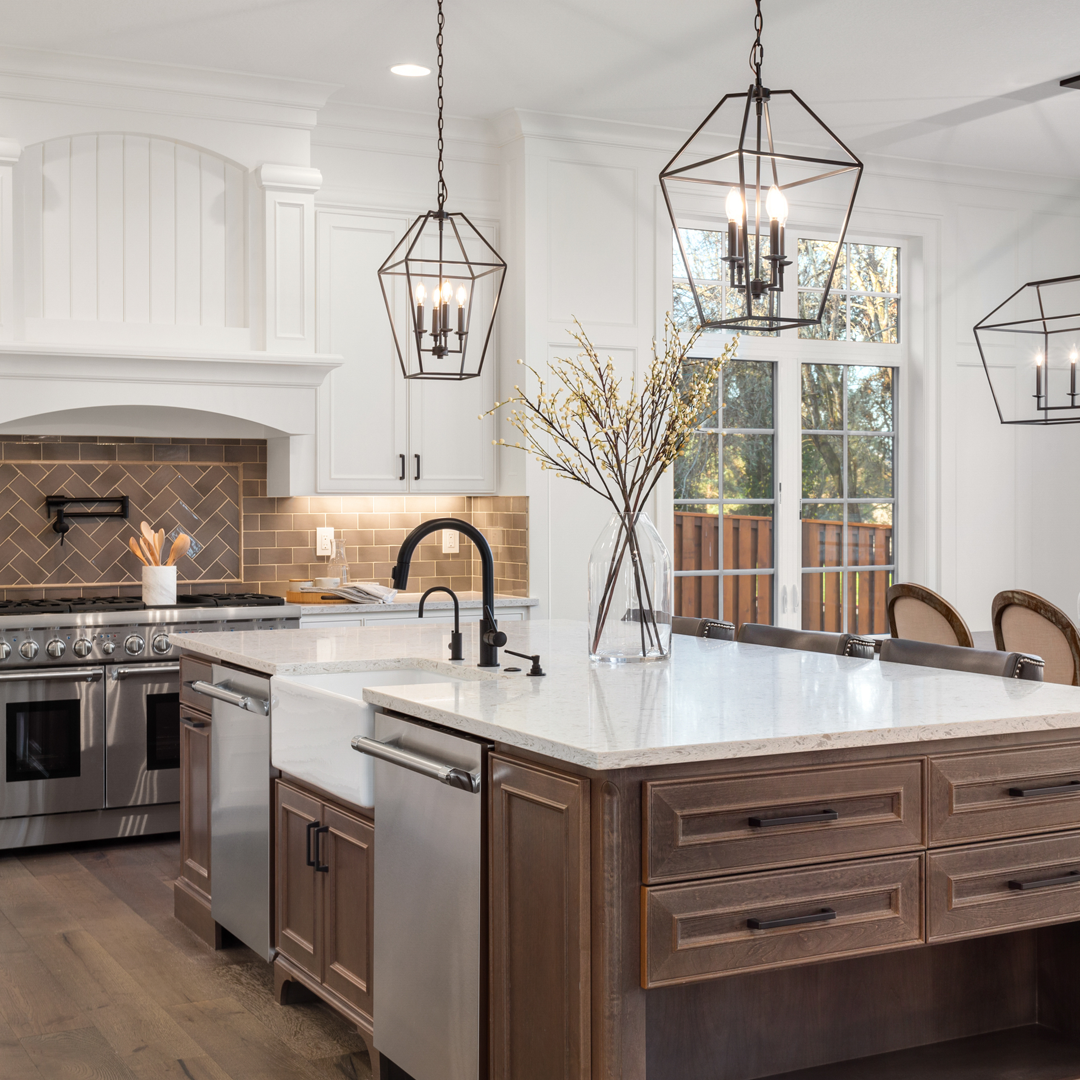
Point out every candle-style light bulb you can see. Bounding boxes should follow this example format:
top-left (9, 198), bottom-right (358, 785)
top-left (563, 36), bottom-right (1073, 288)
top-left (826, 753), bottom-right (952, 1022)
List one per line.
top-left (456, 286), bottom-right (467, 334)
top-left (1071, 349), bottom-right (1077, 398)
top-left (725, 187), bottom-right (744, 265)
top-left (414, 282), bottom-right (426, 304)
top-left (765, 185), bottom-right (788, 224)
top-left (1036, 352), bottom-right (1044, 401)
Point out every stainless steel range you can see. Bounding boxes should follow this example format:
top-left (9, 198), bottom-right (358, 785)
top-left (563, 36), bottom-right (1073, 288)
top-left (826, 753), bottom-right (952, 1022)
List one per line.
top-left (0, 594), bottom-right (299, 849)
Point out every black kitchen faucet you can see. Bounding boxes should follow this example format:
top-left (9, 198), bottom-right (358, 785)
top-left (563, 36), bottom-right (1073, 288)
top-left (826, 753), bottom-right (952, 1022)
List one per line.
top-left (392, 518), bottom-right (506, 668)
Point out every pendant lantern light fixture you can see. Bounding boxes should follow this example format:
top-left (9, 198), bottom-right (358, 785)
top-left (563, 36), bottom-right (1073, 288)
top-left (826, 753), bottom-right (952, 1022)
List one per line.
top-left (974, 273), bottom-right (1080, 425)
top-left (659, 0), bottom-right (863, 333)
top-left (378, 0), bottom-right (506, 380)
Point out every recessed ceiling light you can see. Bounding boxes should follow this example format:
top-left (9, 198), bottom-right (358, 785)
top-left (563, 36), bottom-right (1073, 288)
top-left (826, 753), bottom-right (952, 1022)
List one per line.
top-left (391, 64), bottom-right (430, 77)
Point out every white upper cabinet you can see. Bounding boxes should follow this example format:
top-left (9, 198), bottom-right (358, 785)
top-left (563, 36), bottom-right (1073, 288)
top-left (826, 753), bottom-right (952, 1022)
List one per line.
top-left (316, 208), bottom-right (496, 495)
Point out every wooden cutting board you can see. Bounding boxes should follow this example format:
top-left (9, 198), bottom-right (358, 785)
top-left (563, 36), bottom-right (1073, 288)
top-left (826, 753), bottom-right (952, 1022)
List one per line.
top-left (285, 591), bottom-right (351, 605)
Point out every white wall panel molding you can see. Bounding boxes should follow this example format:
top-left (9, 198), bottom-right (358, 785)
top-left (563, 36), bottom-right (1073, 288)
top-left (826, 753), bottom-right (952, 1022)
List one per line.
top-left (0, 137), bottom-right (20, 343)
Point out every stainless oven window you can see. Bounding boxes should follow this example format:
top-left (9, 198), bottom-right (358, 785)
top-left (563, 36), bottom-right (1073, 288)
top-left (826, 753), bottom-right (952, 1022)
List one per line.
top-left (146, 693), bottom-right (180, 771)
top-left (6, 700), bottom-right (83, 782)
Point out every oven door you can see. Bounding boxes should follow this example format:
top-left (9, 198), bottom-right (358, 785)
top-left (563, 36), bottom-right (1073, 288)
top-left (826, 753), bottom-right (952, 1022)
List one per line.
top-left (106, 662), bottom-right (181, 808)
top-left (0, 668), bottom-right (106, 818)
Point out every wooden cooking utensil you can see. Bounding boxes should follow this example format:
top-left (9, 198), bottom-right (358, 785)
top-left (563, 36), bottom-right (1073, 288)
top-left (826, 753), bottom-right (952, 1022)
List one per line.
top-left (129, 537), bottom-right (149, 565)
top-left (140, 521), bottom-right (155, 549)
top-left (156, 528), bottom-right (165, 561)
top-left (139, 536), bottom-right (156, 566)
top-left (167, 533), bottom-right (191, 566)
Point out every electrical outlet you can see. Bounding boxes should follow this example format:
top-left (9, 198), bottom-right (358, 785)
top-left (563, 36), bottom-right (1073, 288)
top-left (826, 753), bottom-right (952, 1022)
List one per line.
top-left (442, 530), bottom-right (460, 554)
top-left (316, 527), bottom-right (335, 556)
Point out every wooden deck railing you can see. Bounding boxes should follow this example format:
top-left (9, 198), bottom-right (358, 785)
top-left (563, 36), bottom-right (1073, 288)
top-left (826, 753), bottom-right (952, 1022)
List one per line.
top-left (674, 511), bottom-right (893, 634)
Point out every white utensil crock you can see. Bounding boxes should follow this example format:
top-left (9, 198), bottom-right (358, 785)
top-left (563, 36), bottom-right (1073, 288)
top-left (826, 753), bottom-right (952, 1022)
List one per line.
top-left (142, 565), bottom-right (177, 607)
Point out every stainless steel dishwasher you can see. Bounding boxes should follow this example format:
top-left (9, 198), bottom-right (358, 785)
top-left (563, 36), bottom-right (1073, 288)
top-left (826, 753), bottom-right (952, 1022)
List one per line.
top-left (190, 665), bottom-right (276, 962)
top-left (353, 711), bottom-right (489, 1080)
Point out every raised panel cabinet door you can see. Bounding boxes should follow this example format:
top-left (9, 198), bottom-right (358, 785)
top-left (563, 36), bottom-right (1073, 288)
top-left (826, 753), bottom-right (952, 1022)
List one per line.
top-left (179, 709), bottom-right (212, 898)
top-left (321, 803), bottom-right (375, 1018)
top-left (275, 781), bottom-right (322, 979)
top-left (489, 753), bottom-right (591, 1080)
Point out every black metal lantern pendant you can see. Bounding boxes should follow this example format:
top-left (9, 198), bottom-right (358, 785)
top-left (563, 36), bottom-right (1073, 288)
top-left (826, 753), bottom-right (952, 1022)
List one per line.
top-left (660, 0), bottom-right (863, 334)
top-left (378, 0), bottom-right (506, 380)
top-left (975, 273), bottom-right (1080, 425)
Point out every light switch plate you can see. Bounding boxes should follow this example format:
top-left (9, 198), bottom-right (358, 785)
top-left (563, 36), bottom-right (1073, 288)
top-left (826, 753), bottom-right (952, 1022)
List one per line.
top-left (316, 527), bottom-right (334, 556)
top-left (442, 530), bottom-right (459, 554)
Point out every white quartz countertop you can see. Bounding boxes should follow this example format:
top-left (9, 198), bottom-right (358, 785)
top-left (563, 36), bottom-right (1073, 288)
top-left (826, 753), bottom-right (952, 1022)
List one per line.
top-left (298, 592), bottom-right (537, 616)
top-left (178, 619), bottom-right (1080, 770)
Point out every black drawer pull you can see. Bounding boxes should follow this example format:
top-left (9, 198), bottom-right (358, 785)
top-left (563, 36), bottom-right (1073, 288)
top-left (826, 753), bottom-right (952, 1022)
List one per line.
top-left (315, 824), bottom-right (330, 873)
top-left (181, 717), bottom-right (206, 729)
top-left (399, 453), bottom-right (406, 481)
top-left (748, 907), bottom-right (836, 931)
top-left (306, 820), bottom-right (320, 868)
top-left (1008, 871), bottom-right (1080, 891)
top-left (749, 809), bottom-right (839, 828)
top-left (1008, 781), bottom-right (1080, 798)
top-left (414, 453), bottom-right (421, 481)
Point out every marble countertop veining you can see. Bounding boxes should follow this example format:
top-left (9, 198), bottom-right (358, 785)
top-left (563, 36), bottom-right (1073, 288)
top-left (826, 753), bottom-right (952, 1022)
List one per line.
top-left (177, 619), bottom-right (1080, 770)
top-left (298, 592), bottom-right (537, 616)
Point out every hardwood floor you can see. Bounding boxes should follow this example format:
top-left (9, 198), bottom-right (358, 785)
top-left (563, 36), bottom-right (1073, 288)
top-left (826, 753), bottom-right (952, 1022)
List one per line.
top-left (0, 835), bottom-right (373, 1080)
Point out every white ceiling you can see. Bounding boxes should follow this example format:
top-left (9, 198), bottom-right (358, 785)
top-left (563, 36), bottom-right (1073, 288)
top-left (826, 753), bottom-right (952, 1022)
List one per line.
top-left (1, 0), bottom-right (1079, 177)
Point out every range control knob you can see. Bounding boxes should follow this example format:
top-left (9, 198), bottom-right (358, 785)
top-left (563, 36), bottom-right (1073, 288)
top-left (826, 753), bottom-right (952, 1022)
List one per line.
top-left (72, 638), bottom-right (93, 658)
top-left (45, 639), bottom-right (66, 659)
top-left (152, 634), bottom-right (171, 655)
top-left (19, 640), bottom-right (38, 660)
top-left (0, 642), bottom-right (10, 661)
top-left (124, 635), bottom-right (145, 656)
top-left (101, 641), bottom-right (115, 656)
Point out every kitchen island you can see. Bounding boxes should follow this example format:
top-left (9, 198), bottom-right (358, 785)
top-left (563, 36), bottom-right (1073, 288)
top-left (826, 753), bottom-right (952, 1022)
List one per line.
top-left (177, 619), bottom-right (1080, 1080)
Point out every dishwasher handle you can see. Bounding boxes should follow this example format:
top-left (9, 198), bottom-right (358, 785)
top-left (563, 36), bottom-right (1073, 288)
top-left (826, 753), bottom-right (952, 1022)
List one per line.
top-left (351, 735), bottom-right (480, 793)
top-left (190, 679), bottom-right (269, 715)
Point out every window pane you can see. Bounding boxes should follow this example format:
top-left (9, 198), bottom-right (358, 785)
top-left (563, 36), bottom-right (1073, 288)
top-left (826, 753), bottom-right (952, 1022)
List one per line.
top-left (722, 360), bottom-right (773, 429)
top-left (847, 366), bottom-right (894, 431)
top-left (674, 573), bottom-right (720, 620)
top-left (681, 356), bottom-right (720, 429)
top-left (848, 435), bottom-right (893, 498)
top-left (799, 291), bottom-right (846, 340)
top-left (848, 502), bottom-right (893, 525)
top-left (848, 244), bottom-right (898, 294)
top-left (674, 432), bottom-right (718, 500)
top-left (673, 281), bottom-right (724, 334)
top-left (846, 512), bottom-right (894, 567)
top-left (800, 507), bottom-right (843, 568)
top-left (724, 434), bottom-right (773, 499)
top-left (676, 228), bottom-right (725, 281)
top-left (846, 570), bottom-right (893, 636)
top-left (849, 296), bottom-right (899, 343)
top-left (802, 570), bottom-right (843, 632)
top-left (798, 239), bottom-right (845, 289)
top-left (801, 364), bottom-right (844, 429)
top-left (724, 573), bottom-right (773, 630)
top-left (724, 505), bottom-right (773, 570)
top-left (802, 434), bottom-right (844, 498)
top-left (674, 509), bottom-right (719, 573)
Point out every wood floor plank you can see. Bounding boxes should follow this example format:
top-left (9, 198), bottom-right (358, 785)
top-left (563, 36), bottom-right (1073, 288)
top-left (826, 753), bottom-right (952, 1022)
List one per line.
top-left (0, 1010), bottom-right (43, 1079)
top-left (307, 1051), bottom-right (374, 1080)
top-left (20, 1025), bottom-right (139, 1080)
top-left (0, 875), bottom-right (82, 936)
top-left (166, 997), bottom-right (331, 1080)
top-left (0, 909), bottom-right (31, 955)
top-left (89, 1001), bottom-right (215, 1077)
top-left (24, 929), bottom-right (149, 1012)
top-left (0, 950), bottom-right (87, 1039)
top-left (18, 850), bottom-right (85, 878)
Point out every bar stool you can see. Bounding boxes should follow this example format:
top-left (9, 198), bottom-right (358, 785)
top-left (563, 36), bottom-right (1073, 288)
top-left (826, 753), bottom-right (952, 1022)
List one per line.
top-left (672, 616), bottom-right (735, 641)
top-left (880, 637), bottom-right (1043, 681)
top-left (992, 590), bottom-right (1080, 686)
top-left (737, 623), bottom-right (876, 659)
top-left (886, 583), bottom-right (973, 648)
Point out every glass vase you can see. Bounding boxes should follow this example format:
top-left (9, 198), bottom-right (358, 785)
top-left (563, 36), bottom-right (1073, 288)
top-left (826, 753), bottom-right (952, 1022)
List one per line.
top-left (588, 511), bottom-right (672, 663)
top-left (327, 539), bottom-right (350, 586)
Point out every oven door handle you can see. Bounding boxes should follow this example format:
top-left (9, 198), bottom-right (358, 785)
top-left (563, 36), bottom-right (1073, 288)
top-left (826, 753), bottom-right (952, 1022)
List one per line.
top-left (111, 663), bottom-right (180, 681)
top-left (0, 667), bottom-right (103, 683)
top-left (190, 679), bottom-right (269, 715)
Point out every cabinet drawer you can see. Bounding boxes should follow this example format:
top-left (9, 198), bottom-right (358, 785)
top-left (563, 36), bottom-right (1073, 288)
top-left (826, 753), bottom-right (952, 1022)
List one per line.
top-left (180, 655), bottom-right (213, 711)
top-left (644, 760), bottom-right (924, 883)
top-left (928, 831), bottom-right (1080, 942)
top-left (642, 854), bottom-right (923, 987)
top-left (929, 745), bottom-right (1080, 845)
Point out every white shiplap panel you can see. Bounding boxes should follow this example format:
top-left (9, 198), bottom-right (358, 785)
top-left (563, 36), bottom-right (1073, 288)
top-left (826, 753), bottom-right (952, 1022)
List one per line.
top-left (123, 136), bottom-right (150, 323)
top-left (200, 154), bottom-right (226, 327)
top-left (21, 142), bottom-right (43, 320)
top-left (174, 143), bottom-right (202, 324)
top-left (224, 162), bottom-right (245, 328)
top-left (41, 137), bottom-right (71, 320)
top-left (96, 133), bottom-right (125, 323)
top-left (69, 135), bottom-right (98, 321)
top-left (149, 138), bottom-right (176, 324)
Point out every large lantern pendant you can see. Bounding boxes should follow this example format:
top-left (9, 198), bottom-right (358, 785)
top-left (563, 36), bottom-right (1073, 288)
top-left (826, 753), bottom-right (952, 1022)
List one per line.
top-left (378, 0), bottom-right (506, 380)
top-left (659, 0), bottom-right (862, 334)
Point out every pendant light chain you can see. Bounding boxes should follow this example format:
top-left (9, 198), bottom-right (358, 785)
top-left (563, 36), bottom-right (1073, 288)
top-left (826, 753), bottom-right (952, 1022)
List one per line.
top-left (436, 0), bottom-right (448, 213)
top-left (749, 0), bottom-right (764, 86)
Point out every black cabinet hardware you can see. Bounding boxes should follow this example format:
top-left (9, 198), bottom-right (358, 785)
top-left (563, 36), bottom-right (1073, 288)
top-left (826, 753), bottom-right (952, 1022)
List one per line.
top-left (181, 717), bottom-right (206, 729)
top-left (414, 454), bottom-right (421, 481)
top-left (399, 454), bottom-right (406, 481)
top-left (1008, 870), bottom-right (1080, 891)
top-left (748, 907), bottom-right (836, 931)
top-left (749, 809), bottom-right (839, 828)
top-left (315, 824), bottom-right (330, 872)
top-left (1008, 781), bottom-right (1080, 797)
top-left (306, 820), bottom-right (320, 868)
